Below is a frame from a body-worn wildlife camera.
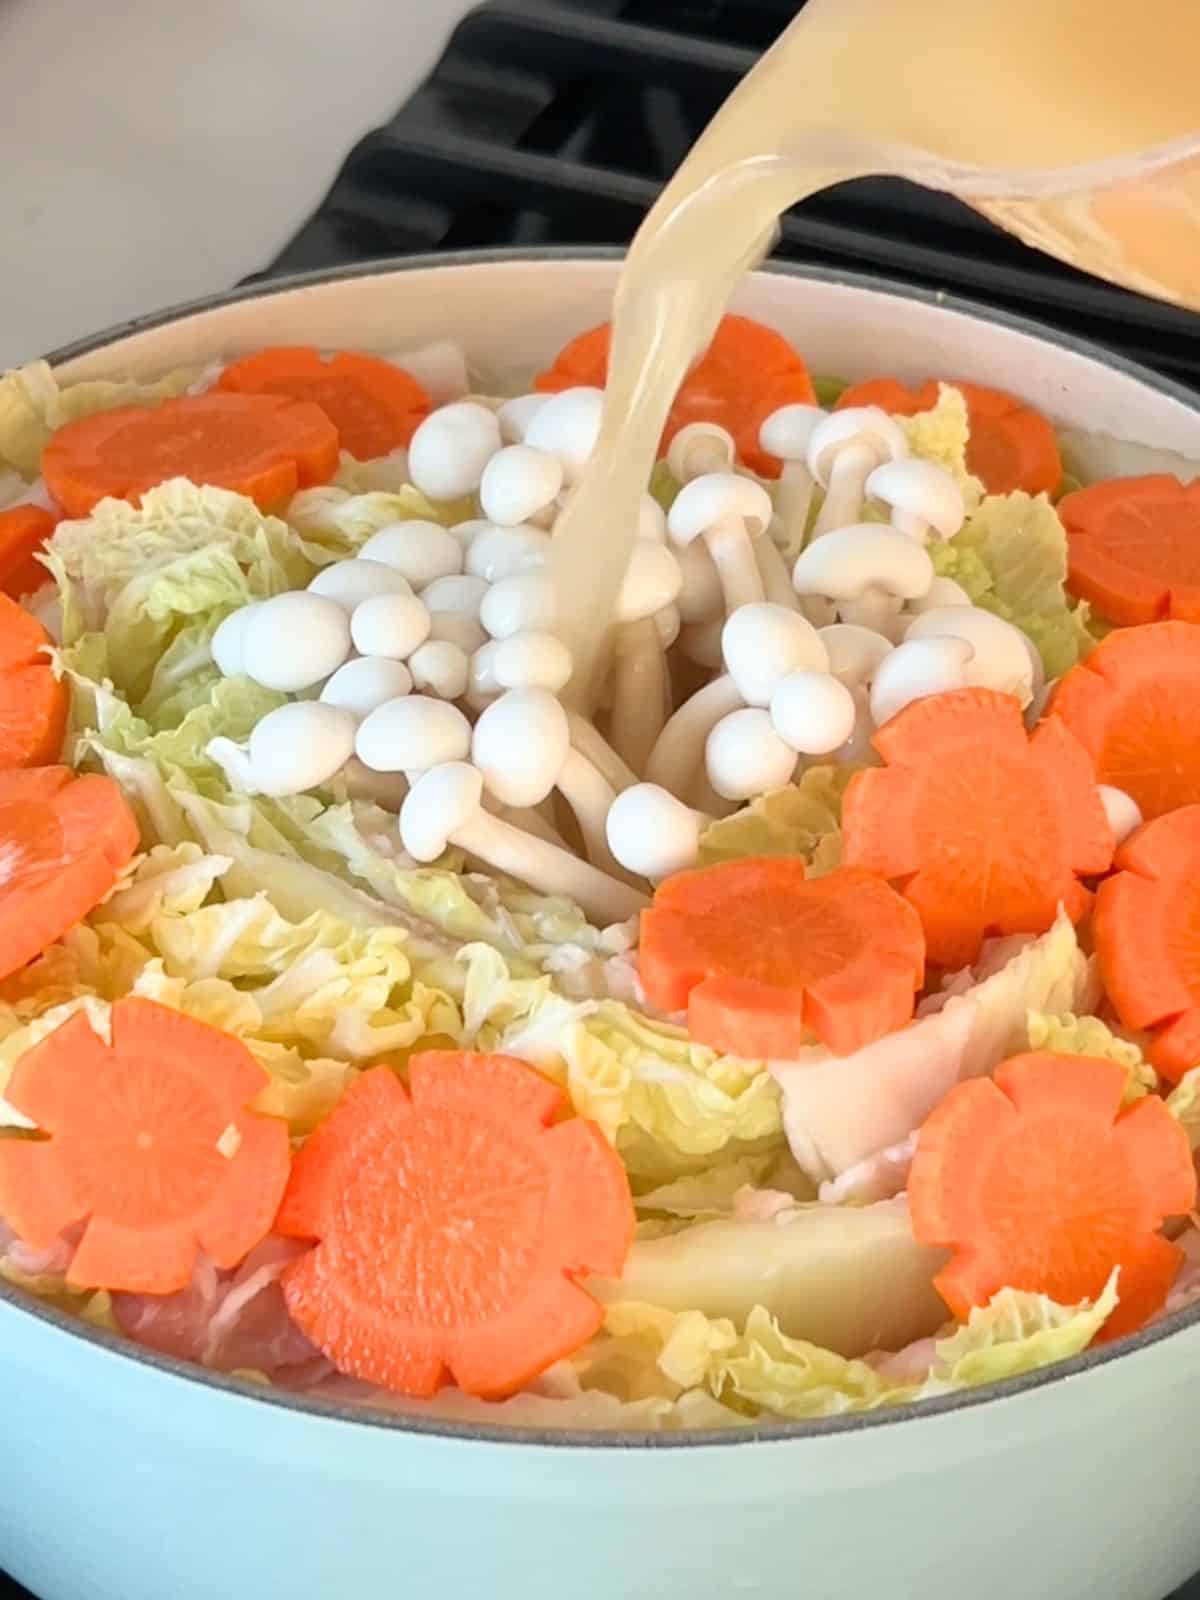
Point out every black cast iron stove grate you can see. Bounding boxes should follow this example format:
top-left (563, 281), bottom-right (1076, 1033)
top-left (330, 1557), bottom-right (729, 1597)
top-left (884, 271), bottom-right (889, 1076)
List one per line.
top-left (263, 0), bottom-right (1200, 389)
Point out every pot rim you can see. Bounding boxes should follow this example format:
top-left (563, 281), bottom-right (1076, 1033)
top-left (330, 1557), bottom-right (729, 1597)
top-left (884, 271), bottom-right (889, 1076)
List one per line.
top-left (13, 245), bottom-right (1198, 1450)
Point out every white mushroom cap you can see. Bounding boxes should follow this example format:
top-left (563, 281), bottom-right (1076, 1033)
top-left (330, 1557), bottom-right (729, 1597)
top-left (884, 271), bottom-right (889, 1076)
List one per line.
top-left (666, 422), bottom-right (736, 483)
top-left (674, 540), bottom-right (725, 623)
top-left (359, 521), bottom-right (463, 586)
top-left (212, 602), bottom-right (264, 678)
top-left (907, 575), bottom-right (973, 614)
top-left (448, 518), bottom-right (492, 554)
top-left (472, 688), bottom-right (571, 807)
top-left (465, 524), bottom-right (553, 582)
top-left (242, 592), bottom-right (351, 692)
top-left (308, 558), bottom-right (412, 612)
top-left (818, 622), bottom-right (895, 687)
top-left (866, 458), bottom-right (965, 543)
top-left (497, 393), bottom-right (550, 445)
top-left (868, 636), bottom-right (975, 727)
top-left (479, 572), bottom-right (558, 640)
top-left (492, 631), bottom-right (573, 693)
top-left (637, 494), bottom-right (667, 542)
top-left (349, 592), bottom-right (432, 660)
top-left (356, 695), bottom-right (472, 774)
top-left (320, 656), bottom-right (413, 719)
top-left (523, 387), bottom-right (604, 484)
top-left (904, 605), bottom-right (1040, 707)
top-left (400, 762), bottom-right (483, 862)
top-left (806, 407), bottom-right (907, 485)
top-left (759, 404), bottom-right (824, 463)
top-left (466, 639), bottom-right (503, 711)
top-left (407, 402), bottom-right (502, 501)
top-left (667, 473), bottom-right (773, 547)
top-left (407, 639), bottom-right (470, 701)
top-left (606, 784), bottom-right (703, 879)
top-left (706, 707), bottom-right (797, 801)
top-left (616, 541), bottom-right (682, 623)
top-left (1098, 785), bottom-right (1143, 846)
top-left (768, 671), bottom-right (858, 755)
top-left (246, 702), bottom-right (357, 798)
top-left (422, 573), bottom-right (490, 654)
top-left (792, 523), bottom-right (934, 603)
top-left (478, 444), bottom-right (564, 527)
top-left (721, 602), bottom-right (829, 706)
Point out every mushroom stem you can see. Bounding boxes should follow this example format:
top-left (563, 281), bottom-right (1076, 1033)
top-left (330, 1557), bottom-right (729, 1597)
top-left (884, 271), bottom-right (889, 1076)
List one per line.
top-left (556, 747), bottom-right (622, 874)
top-left (704, 518), bottom-right (766, 612)
top-left (754, 531), bottom-right (801, 612)
top-left (455, 808), bottom-right (647, 925)
top-left (490, 799), bottom-right (569, 850)
top-left (609, 615), bottom-right (669, 777)
top-left (775, 464), bottom-right (816, 558)
top-left (646, 674), bottom-right (745, 795)
top-left (838, 590), bottom-right (905, 636)
top-left (566, 712), bottom-right (639, 794)
top-left (810, 444), bottom-right (877, 540)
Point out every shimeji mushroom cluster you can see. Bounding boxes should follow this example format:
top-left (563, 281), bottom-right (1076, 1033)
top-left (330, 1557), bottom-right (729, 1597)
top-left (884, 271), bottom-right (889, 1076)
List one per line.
top-left (206, 387), bottom-right (1049, 924)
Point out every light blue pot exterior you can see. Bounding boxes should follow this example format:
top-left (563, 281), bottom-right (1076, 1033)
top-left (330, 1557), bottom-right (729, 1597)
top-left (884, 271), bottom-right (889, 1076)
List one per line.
top-left (4, 252), bottom-right (1200, 1600)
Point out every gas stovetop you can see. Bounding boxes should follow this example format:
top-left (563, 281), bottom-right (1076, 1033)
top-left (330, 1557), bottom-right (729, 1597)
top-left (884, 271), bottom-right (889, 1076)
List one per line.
top-left (5, 3), bottom-right (1200, 1597)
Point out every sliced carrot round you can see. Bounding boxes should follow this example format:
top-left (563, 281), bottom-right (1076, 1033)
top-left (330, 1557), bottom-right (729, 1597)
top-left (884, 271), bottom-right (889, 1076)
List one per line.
top-left (534, 314), bottom-right (817, 478)
top-left (841, 688), bottom-right (1112, 969)
top-left (0, 593), bottom-right (68, 768)
top-left (0, 506), bottom-right (56, 600)
top-left (1060, 474), bottom-right (1200, 625)
top-left (836, 376), bottom-right (1062, 496)
top-left (638, 858), bottom-right (925, 1058)
top-left (1094, 803), bottom-right (1200, 1081)
top-left (277, 1054), bottom-right (634, 1397)
top-left (0, 997), bottom-right (290, 1293)
top-left (216, 346), bottom-right (432, 462)
top-left (910, 1050), bottom-right (1195, 1338)
top-left (0, 766), bottom-right (138, 978)
top-left (1049, 620), bottom-right (1200, 820)
top-left (41, 392), bottom-right (339, 517)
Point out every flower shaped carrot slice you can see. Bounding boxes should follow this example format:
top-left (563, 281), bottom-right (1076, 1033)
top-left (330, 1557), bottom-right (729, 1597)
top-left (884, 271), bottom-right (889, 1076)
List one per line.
top-left (0, 998), bottom-right (291, 1294)
top-left (0, 766), bottom-right (138, 978)
top-left (637, 857), bottom-right (925, 1058)
top-left (1049, 621), bottom-right (1200, 820)
top-left (836, 376), bottom-right (1062, 496)
top-left (1094, 804), bottom-right (1200, 1081)
top-left (535, 314), bottom-right (816, 478)
top-left (0, 505), bottom-right (57, 600)
top-left (909, 1050), bottom-right (1196, 1339)
top-left (841, 688), bottom-right (1112, 969)
top-left (216, 346), bottom-right (432, 462)
top-left (277, 1055), bottom-right (634, 1398)
top-left (0, 594), bottom-right (69, 768)
top-left (1060, 475), bottom-right (1200, 626)
top-left (41, 392), bottom-right (339, 518)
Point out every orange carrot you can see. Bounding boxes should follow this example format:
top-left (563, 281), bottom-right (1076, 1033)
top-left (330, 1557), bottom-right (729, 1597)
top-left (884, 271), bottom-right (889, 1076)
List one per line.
top-left (0, 594), bottom-right (68, 768)
top-left (909, 1050), bottom-right (1195, 1339)
top-left (1059, 474), bottom-right (1200, 625)
top-left (1049, 620), bottom-right (1200, 820)
top-left (278, 1054), bottom-right (634, 1397)
top-left (0, 506), bottom-right (56, 600)
top-left (41, 392), bottom-right (339, 517)
top-left (0, 766), bottom-right (138, 979)
top-left (836, 376), bottom-right (1062, 496)
top-left (1094, 804), bottom-right (1200, 1081)
top-left (534, 314), bottom-right (817, 479)
top-left (841, 688), bottom-right (1112, 969)
top-left (216, 346), bottom-right (432, 463)
top-left (0, 998), bottom-right (290, 1294)
top-left (638, 858), bottom-right (925, 1058)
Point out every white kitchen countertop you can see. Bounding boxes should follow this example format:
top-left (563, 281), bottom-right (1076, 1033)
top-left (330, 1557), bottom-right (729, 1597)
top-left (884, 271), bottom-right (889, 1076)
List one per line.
top-left (0, 0), bottom-right (478, 368)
